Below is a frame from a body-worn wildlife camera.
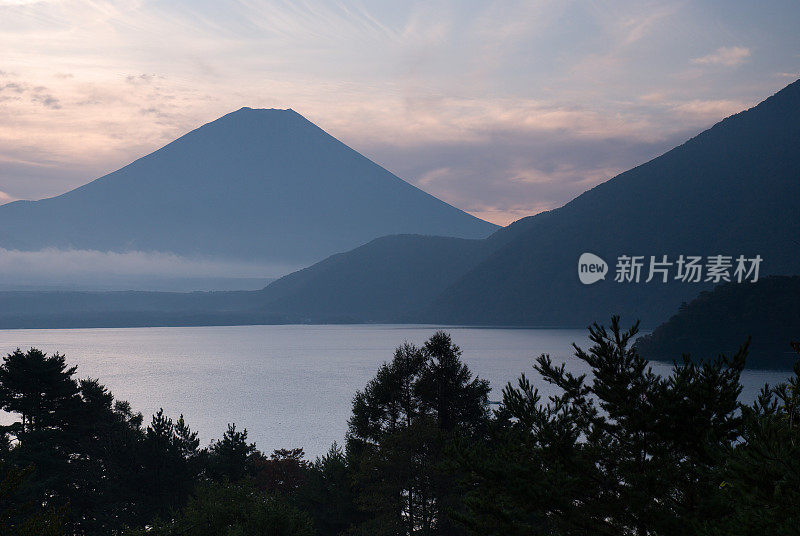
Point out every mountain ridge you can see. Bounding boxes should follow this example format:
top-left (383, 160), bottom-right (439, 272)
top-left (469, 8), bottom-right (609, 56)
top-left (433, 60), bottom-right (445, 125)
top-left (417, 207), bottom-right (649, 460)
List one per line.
top-left (1, 81), bottom-right (798, 330)
top-left (634, 276), bottom-right (800, 370)
top-left (0, 107), bottom-right (497, 267)
top-left (259, 79), bottom-right (800, 326)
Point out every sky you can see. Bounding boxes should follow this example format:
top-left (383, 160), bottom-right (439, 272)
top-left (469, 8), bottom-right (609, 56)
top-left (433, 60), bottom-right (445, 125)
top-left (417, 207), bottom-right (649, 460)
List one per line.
top-left (1, 0), bottom-right (799, 226)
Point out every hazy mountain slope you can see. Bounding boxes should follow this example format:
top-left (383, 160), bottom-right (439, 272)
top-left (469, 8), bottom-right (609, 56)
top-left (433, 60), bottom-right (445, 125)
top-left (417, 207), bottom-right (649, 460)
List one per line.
top-left (0, 290), bottom-right (256, 314)
top-left (634, 276), bottom-right (800, 370)
top-left (3, 81), bottom-right (798, 330)
top-left (261, 79), bottom-right (800, 327)
top-left (0, 289), bottom-right (285, 329)
top-left (424, 79), bottom-right (800, 326)
top-left (0, 224), bottom-right (521, 328)
top-left (258, 234), bottom-right (494, 322)
top-left (0, 108), bottom-right (496, 264)
top-left (255, 208), bottom-right (540, 321)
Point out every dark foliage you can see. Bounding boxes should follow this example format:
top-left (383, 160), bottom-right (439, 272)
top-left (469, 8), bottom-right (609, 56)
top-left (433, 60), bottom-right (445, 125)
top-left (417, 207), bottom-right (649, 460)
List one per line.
top-left (346, 333), bottom-right (491, 536)
top-left (1, 321), bottom-right (798, 535)
top-left (455, 317), bottom-right (751, 535)
top-left (703, 361), bottom-right (800, 534)
top-left (635, 275), bottom-right (800, 369)
top-left (121, 480), bottom-right (314, 536)
top-left (0, 463), bottom-right (65, 535)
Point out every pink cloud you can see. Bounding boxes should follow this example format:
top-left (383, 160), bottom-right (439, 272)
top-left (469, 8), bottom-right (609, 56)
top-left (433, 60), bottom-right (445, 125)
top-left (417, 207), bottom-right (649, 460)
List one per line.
top-left (691, 46), bottom-right (751, 67)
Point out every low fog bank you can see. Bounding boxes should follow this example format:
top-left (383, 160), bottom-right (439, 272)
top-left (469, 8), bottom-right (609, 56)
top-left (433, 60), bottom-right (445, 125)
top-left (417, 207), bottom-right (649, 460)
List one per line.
top-left (0, 248), bottom-right (295, 291)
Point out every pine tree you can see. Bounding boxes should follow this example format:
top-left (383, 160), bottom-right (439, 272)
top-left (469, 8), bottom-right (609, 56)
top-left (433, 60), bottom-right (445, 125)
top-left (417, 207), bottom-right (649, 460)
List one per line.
top-left (138, 409), bottom-right (203, 521)
top-left (297, 442), bottom-right (360, 535)
top-left (348, 334), bottom-right (490, 536)
top-left (209, 423), bottom-right (257, 482)
top-left (416, 332), bottom-right (491, 434)
top-left (706, 361), bottom-right (800, 534)
top-left (0, 349), bottom-right (153, 534)
top-left (457, 317), bottom-right (747, 535)
top-left (0, 348), bottom-right (80, 436)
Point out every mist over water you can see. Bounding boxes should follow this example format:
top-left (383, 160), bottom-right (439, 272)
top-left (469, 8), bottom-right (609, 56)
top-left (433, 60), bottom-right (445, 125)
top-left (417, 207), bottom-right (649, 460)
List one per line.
top-left (0, 248), bottom-right (293, 290)
top-left (0, 325), bottom-right (789, 458)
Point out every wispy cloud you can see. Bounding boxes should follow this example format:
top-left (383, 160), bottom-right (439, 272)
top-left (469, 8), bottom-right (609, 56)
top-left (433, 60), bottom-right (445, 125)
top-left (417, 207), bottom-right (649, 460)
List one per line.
top-left (0, 1), bottom-right (796, 226)
top-left (672, 99), bottom-right (749, 120)
top-left (0, 78), bottom-right (61, 108)
top-left (362, 123), bottom-right (694, 226)
top-left (691, 46), bottom-right (751, 67)
top-left (0, 248), bottom-right (298, 280)
top-left (125, 73), bottom-right (157, 85)
top-left (616, 5), bottom-right (678, 46)
top-left (30, 90), bottom-right (60, 109)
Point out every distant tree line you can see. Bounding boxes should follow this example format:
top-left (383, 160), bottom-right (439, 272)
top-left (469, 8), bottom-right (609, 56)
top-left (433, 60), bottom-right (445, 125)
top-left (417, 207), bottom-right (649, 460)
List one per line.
top-left (1, 317), bottom-right (798, 535)
top-left (634, 275), bottom-right (800, 369)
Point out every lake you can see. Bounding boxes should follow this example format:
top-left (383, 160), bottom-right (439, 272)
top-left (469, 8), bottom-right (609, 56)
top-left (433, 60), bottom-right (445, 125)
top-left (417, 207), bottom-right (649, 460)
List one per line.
top-left (0, 324), bottom-right (791, 458)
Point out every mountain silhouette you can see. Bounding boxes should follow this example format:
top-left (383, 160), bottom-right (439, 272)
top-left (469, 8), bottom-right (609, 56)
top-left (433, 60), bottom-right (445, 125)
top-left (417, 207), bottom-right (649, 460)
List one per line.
top-left (0, 108), bottom-right (496, 265)
top-left (634, 276), bottom-right (800, 369)
top-left (258, 79), bottom-right (800, 326)
top-left (2, 81), bottom-right (799, 330)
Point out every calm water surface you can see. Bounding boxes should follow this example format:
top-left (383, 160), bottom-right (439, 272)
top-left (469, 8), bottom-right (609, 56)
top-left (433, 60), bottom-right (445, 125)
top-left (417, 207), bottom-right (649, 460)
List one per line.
top-left (0, 325), bottom-right (790, 458)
